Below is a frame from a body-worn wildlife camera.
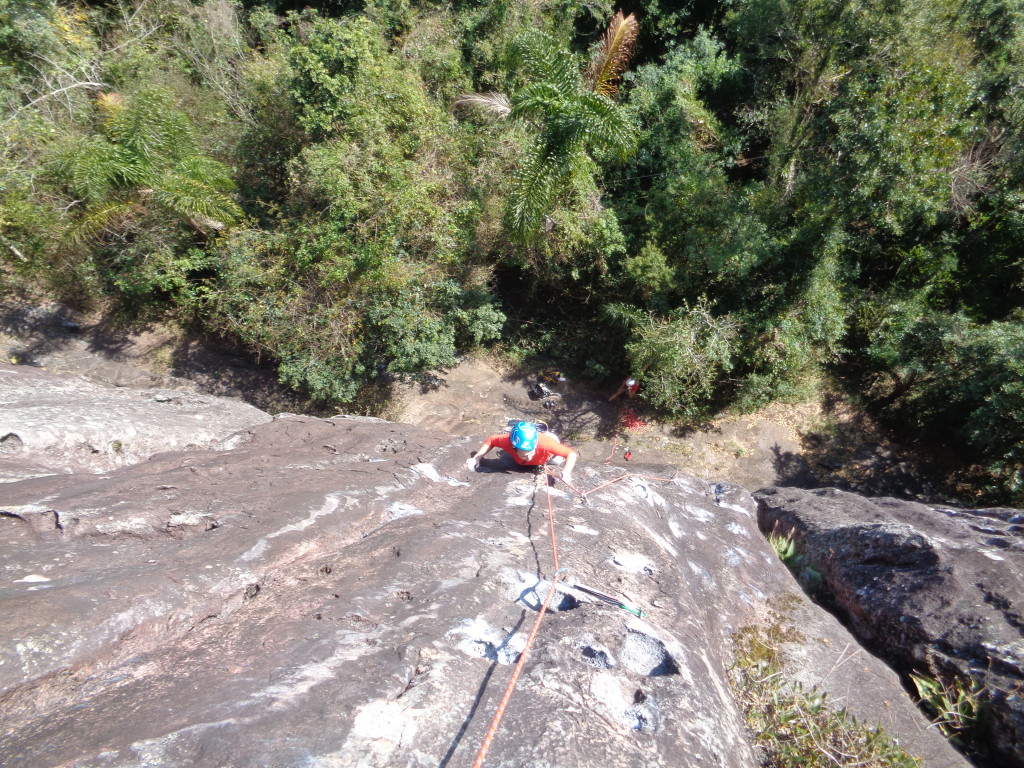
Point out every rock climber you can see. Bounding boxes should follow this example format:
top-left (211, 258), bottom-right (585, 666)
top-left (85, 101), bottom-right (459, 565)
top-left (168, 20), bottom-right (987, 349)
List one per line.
top-left (466, 421), bottom-right (578, 486)
top-left (609, 376), bottom-right (639, 402)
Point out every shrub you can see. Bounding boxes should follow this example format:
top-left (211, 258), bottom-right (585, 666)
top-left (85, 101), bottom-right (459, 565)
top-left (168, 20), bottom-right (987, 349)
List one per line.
top-left (623, 299), bottom-right (738, 420)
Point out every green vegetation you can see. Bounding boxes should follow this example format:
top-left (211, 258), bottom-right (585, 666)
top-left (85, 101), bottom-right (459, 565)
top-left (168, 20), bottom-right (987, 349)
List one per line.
top-left (910, 668), bottom-right (990, 748)
top-left (2, 0), bottom-right (1023, 501)
top-left (768, 528), bottom-right (825, 596)
top-left (731, 614), bottom-right (921, 767)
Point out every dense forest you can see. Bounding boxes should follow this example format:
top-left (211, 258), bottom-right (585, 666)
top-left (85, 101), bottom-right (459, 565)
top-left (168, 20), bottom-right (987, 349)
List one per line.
top-left (2, 0), bottom-right (1022, 503)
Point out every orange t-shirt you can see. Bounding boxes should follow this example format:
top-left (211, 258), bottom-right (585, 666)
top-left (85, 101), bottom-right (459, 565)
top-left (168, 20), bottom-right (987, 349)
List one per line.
top-left (486, 432), bottom-right (575, 466)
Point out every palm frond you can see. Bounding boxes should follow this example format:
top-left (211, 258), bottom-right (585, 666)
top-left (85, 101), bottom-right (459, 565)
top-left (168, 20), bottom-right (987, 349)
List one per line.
top-left (105, 87), bottom-right (199, 166)
top-left (575, 92), bottom-right (636, 157)
top-left (50, 135), bottom-right (124, 203)
top-left (513, 30), bottom-right (581, 93)
top-left (509, 82), bottom-right (565, 122)
top-left (176, 154), bottom-right (238, 191)
top-left (452, 92), bottom-right (512, 119)
top-left (585, 11), bottom-right (638, 98)
top-left (151, 170), bottom-right (241, 224)
top-left (506, 147), bottom-right (559, 241)
top-left (65, 200), bottom-right (137, 244)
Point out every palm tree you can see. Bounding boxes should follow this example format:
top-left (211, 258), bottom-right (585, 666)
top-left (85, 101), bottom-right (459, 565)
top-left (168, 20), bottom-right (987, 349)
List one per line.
top-left (51, 87), bottom-right (241, 242)
top-left (456, 11), bottom-right (638, 241)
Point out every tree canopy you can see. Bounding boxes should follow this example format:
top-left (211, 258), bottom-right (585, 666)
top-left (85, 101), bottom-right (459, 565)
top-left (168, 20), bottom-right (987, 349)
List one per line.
top-left (2, 0), bottom-right (1022, 502)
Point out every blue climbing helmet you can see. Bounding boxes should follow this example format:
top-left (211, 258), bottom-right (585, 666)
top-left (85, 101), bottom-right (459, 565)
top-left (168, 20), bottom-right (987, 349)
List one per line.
top-left (509, 421), bottom-right (539, 451)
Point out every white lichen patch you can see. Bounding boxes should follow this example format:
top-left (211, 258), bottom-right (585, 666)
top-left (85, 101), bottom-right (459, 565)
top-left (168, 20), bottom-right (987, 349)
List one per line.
top-left (668, 519), bottom-right (687, 539)
top-left (724, 549), bottom-right (745, 568)
top-left (683, 504), bottom-right (715, 523)
top-left (445, 617), bottom-right (524, 665)
top-left (611, 551), bottom-right (655, 575)
top-left (569, 524), bottom-right (599, 535)
top-left (640, 523), bottom-right (678, 558)
top-left (725, 521), bottom-right (751, 538)
top-left (590, 492), bottom-right (620, 507)
top-left (251, 631), bottom-right (376, 710)
top-left (982, 550), bottom-right (1006, 561)
top-left (628, 479), bottom-right (668, 510)
top-left (373, 484), bottom-right (403, 499)
top-left (319, 699), bottom-right (424, 768)
top-left (3, 504), bottom-right (50, 517)
top-left (268, 495), bottom-right (341, 537)
top-left (506, 478), bottom-right (539, 497)
top-left (351, 698), bottom-right (421, 745)
top-left (94, 517), bottom-right (153, 535)
top-left (501, 569), bottom-right (564, 612)
top-left (239, 495), bottom-right (343, 562)
top-left (410, 463), bottom-right (442, 482)
top-left (13, 574), bottom-right (51, 583)
top-left (386, 502), bottom-right (424, 521)
top-left (672, 477), bottom-right (703, 493)
top-left (687, 560), bottom-right (715, 588)
top-left (716, 500), bottom-right (752, 517)
top-left (126, 719), bottom-right (247, 766)
top-left (239, 539), bottom-right (268, 562)
top-left (589, 671), bottom-right (658, 731)
top-left (166, 511), bottom-right (211, 529)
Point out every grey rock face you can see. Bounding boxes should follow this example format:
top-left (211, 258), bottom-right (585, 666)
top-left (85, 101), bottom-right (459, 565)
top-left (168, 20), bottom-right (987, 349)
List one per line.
top-left (0, 363), bottom-right (272, 481)
top-left (0, 366), bottom-right (968, 767)
top-left (0, 422), bottom-right (965, 768)
top-left (756, 485), bottom-right (1024, 767)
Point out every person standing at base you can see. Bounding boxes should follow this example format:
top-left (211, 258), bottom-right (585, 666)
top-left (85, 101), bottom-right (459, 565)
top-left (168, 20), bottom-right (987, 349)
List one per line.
top-left (609, 376), bottom-right (639, 401)
top-left (466, 421), bottom-right (578, 486)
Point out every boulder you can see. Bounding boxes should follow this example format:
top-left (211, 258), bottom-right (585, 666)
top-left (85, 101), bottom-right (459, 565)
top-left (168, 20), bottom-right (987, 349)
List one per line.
top-left (0, 399), bottom-right (967, 766)
top-left (756, 485), bottom-right (1024, 767)
top-left (0, 363), bottom-right (272, 481)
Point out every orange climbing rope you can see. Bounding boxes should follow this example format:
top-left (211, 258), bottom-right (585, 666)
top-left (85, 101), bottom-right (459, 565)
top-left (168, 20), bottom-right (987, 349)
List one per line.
top-left (471, 471), bottom-right (564, 768)
top-left (470, 466), bottom-right (679, 767)
top-left (556, 470), bottom-right (680, 499)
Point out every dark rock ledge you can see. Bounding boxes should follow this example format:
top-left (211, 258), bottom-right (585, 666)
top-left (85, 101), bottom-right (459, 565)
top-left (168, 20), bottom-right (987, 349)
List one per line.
top-left (757, 486), bottom-right (1024, 768)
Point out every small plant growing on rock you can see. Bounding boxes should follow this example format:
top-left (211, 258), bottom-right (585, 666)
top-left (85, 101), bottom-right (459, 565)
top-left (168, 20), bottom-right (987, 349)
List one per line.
top-left (731, 616), bottom-right (921, 768)
top-left (769, 530), bottom-right (800, 566)
top-left (910, 670), bottom-right (989, 747)
top-left (769, 529), bottom-right (825, 596)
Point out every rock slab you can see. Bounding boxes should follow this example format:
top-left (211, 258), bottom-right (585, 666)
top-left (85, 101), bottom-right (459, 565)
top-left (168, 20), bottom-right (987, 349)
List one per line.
top-left (0, 368), bottom-right (968, 767)
top-left (757, 486), bottom-right (1024, 768)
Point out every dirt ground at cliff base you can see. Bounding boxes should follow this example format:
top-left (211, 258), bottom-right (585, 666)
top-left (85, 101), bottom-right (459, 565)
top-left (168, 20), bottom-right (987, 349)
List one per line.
top-left (1, 301), bottom-right (946, 500)
top-left (386, 355), bottom-right (944, 499)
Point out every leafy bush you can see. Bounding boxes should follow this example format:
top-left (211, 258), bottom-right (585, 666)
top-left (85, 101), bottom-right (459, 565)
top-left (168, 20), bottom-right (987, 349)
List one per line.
top-left (49, 87), bottom-right (241, 234)
top-left (622, 299), bottom-right (738, 420)
top-left (859, 305), bottom-right (1024, 501)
